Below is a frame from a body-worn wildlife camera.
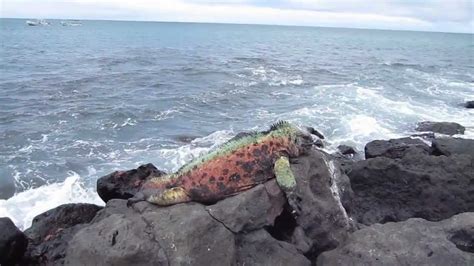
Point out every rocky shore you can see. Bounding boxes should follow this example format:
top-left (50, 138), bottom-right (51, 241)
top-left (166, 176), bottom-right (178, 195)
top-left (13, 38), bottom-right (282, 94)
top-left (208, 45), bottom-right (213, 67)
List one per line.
top-left (1, 121), bottom-right (473, 266)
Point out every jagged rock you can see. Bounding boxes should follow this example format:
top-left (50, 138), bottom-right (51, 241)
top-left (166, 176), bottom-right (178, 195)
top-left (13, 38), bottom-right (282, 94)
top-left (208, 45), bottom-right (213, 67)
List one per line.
top-left (65, 202), bottom-right (236, 266)
top-left (465, 101), bottom-right (474, 108)
top-left (0, 217), bottom-right (28, 266)
top-left (97, 163), bottom-right (166, 203)
top-left (348, 153), bottom-right (474, 225)
top-left (364, 137), bottom-right (430, 159)
top-left (317, 212), bottom-right (474, 265)
top-left (431, 138), bottom-right (474, 157)
top-left (415, 121), bottom-right (465, 135)
top-left (235, 229), bottom-right (310, 266)
top-left (205, 180), bottom-right (286, 233)
top-left (22, 203), bottom-right (102, 265)
top-left (282, 149), bottom-right (355, 259)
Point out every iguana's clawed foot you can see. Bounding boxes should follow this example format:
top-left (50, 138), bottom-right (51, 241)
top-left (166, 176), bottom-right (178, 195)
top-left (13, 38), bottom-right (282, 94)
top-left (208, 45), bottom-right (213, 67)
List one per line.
top-left (127, 192), bottom-right (145, 207)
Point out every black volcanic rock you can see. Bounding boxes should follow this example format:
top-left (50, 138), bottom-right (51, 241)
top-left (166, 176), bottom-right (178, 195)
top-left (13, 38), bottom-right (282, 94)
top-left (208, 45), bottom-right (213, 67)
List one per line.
top-left (431, 138), bottom-right (474, 157)
top-left (0, 217), bottom-right (28, 266)
top-left (205, 180), bottom-right (286, 233)
top-left (66, 202), bottom-right (236, 266)
top-left (97, 163), bottom-right (166, 203)
top-left (22, 203), bottom-right (102, 265)
top-left (415, 121), bottom-right (465, 135)
top-left (364, 137), bottom-right (430, 159)
top-left (287, 149), bottom-right (356, 258)
top-left (317, 212), bottom-right (474, 265)
top-left (348, 152), bottom-right (474, 225)
top-left (337, 145), bottom-right (357, 156)
top-left (465, 101), bottom-right (474, 108)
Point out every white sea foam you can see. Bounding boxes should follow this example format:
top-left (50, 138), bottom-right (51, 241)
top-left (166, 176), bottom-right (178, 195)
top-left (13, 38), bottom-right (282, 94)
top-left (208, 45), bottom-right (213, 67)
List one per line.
top-left (0, 172), bottom-right (103, 230)
top-left (154, 108), bottom-right (180, 121)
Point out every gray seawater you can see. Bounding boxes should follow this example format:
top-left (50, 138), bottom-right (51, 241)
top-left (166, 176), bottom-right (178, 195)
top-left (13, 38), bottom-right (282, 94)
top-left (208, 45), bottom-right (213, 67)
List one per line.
top-left (0, 18), bottom-right (473, 228)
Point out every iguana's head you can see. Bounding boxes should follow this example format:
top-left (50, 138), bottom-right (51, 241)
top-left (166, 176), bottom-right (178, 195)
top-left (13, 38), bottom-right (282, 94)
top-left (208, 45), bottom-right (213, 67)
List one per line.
top-left (267, 121), bottom-right (319, 157)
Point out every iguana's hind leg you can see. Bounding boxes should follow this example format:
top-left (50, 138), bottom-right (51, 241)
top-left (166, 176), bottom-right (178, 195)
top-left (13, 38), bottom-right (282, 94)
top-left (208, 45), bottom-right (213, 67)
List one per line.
top-left (274, 156), bottom-right (299, 216)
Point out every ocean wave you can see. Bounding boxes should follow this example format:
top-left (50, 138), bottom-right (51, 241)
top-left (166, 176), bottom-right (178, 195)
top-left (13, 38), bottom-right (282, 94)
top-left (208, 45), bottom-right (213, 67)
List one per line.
top-left (233, 66), bottom-right (304, 87)
top-left (153, 108), bottom-right (180, 121)
top-left (0, 172), bottom-right (103, 230)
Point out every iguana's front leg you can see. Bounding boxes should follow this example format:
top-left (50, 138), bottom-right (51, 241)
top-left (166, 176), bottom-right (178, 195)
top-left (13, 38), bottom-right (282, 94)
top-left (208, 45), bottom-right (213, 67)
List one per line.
top-left (274, 156), bottom-right (299, 216)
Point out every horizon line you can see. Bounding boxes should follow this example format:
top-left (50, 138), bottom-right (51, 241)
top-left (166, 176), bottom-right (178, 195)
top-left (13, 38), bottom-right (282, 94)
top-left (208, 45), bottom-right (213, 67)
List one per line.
top-left (2, 16), bottom-right (472, 35)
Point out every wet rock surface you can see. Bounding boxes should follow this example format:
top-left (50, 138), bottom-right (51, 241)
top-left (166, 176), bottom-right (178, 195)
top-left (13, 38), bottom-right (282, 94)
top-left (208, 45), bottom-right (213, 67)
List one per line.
top-left (415, 121), bottom-right (465, 135)
top-left (0, 217), bottom-right (28, 266)
top-left (317, 212), bottom-right (474, 266)
top-left (97, 163), bottom-right (166, 203)
top-left (337, 145), bottom-right (357, 156)
top-left (364, 137), bottom-right (430, 159)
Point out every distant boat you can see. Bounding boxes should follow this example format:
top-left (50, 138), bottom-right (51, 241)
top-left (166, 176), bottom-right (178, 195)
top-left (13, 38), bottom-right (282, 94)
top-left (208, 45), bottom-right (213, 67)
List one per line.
top-left (26, 19), bottom-right (50, 26)
top-left (60, 20), bottom-right (82, 26)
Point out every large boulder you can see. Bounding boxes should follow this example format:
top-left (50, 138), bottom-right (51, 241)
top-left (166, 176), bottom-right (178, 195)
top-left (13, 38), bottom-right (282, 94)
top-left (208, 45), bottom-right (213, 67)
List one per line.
top-left (97, 163), bottom-right (166, 203)
top-left (0, 217), bottom-right (28, 266)
top-left (431, 138), bottom-right (474, 157)
top-left (317, 212), bottom-right (474, 265)
top-left (22, 203), bottom-right (102, 265)
top-left (65, 202), bottom-right (236, 266)
top-left (348, 152), bottom-right (474, 225)
top-left (282, 149), bottom-right (355, 258)
top-left (364, 137), bottom-right (430, 159)
top-left (205, 180), bottom-right (286, 233)
top-left (415, 121), bottom-right (465, 135)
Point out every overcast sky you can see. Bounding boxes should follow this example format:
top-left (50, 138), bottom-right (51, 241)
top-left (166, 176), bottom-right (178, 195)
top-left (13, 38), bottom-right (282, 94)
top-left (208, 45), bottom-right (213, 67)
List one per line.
top-left (1, 0), bottom-right (473, 33)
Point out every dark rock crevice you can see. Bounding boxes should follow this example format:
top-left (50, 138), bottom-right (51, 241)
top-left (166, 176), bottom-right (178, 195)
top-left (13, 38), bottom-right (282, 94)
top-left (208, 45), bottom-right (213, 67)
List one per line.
top-left (264, 205), bottom-right (297, 242)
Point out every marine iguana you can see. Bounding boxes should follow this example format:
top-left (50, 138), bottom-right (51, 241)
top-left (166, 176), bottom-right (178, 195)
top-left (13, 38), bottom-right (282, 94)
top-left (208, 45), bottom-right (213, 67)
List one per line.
top-left (127, 121), bottom-right (321, 211)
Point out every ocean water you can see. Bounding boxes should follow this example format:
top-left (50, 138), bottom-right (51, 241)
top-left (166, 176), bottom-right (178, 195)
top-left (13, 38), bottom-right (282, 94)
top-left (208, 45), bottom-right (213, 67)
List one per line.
top-left (0, 18), bottom-right (473, 229)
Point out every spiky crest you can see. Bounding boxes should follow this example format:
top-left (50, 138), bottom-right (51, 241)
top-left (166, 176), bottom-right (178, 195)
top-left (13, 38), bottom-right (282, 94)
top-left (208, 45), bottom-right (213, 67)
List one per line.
top-left (269, 120), bottom-right (292, 131)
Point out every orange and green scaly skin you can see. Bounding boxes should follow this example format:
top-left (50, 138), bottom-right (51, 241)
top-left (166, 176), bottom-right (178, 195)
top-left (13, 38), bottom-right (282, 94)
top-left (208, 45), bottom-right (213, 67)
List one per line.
top-left (132, 122), bottom-right (314, 206)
